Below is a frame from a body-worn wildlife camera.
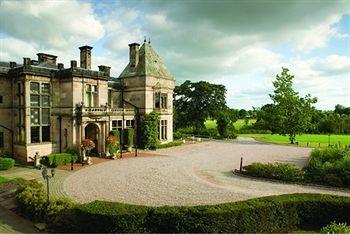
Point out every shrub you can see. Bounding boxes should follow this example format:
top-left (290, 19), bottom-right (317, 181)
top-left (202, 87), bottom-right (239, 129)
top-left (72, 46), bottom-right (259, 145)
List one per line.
top-left (123, 128), bottom-right (134, 147)
top-left (0, 157), bottom-right (15, 170)
top-left (61, 193), bottom-right (350, 233)
top-left (157, 141), bottom-right (182, 149)
top-left (304, 148), bottom-right (350, 188)
top-left (15, 179), bottom-right (77, 230)
top-left (242, 162), bottom-right (304, 182)
top-left (321, 222), bottom-right (350, 234)
top-left (47, 153), bottom-right (77, 166)
top-left (0, 150), bottom-right (12, 158)
top-left (46, 198), bottom-right (77, 232)
top-left (173, 127), bottom-right (195, 139)
top-left (15, 180), bottom-right (47, 220)
top-left (139, 112), bottom-right (159, 149)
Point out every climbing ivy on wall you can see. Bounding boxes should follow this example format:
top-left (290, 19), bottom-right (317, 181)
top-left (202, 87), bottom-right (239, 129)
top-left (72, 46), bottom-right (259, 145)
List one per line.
top-left (139, 111), bottom-right (159, 149)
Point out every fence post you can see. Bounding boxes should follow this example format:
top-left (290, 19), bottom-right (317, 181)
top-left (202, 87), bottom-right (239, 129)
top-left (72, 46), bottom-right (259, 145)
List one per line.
top-left (240, 157), bottom-right (243, 173)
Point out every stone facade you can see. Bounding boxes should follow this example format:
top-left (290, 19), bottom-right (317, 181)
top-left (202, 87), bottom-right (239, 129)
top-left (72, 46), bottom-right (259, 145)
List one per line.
top-left (0, 42), bottom-right (175, 162)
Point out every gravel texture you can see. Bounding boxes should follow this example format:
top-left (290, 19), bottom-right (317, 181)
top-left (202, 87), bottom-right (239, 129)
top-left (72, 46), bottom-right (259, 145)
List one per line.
top-left (64, 141), bottom-right (350, 206)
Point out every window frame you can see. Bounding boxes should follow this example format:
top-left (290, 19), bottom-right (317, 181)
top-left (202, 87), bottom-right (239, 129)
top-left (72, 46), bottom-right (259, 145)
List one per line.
top-left (30, 81), bottom-right (51, 143)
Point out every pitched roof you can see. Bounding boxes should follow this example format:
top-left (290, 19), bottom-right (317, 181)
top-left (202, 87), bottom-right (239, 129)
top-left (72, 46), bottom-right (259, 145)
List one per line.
top-left (119, 43), bottom-right (173, 79)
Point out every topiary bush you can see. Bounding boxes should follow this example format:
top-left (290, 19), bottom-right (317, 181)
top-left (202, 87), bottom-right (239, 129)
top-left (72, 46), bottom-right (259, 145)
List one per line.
top-left (242, 162), bottom-right (305, 182)
top-left (123, 128), bottom-right (134, 147)
top-left (139, 112), bottom-right (159, 149)
top-left (57, 193), bottom-right (350, 233)
top-left (0, 157), bottom-right (15, 170)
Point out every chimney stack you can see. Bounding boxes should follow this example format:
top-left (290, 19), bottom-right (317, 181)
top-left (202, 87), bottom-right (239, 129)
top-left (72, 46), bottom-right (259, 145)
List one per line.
top-left (23, 58), bottom-right (31, 68)
top-left (79, 45), bottom-right (93, 69)
top-left (37, 53), bottom-right (57, 64)
top-left (128, 43), bottom-right (140, 67)
top-left (9, 61), bottom-right (17, 68)
top-left (71, 60), bottom-right (77, 68)
top-left (58, 63), bottom-right (64, 70)
top-left (98, 65), bottom-right (111, 76)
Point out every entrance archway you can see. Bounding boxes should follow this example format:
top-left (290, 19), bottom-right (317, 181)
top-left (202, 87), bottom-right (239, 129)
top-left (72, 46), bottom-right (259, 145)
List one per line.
top-left (85, 123), bottom-right (99, 155)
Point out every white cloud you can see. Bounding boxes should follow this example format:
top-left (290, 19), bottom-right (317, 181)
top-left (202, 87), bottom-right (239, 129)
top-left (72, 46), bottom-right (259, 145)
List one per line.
top-left (0, 0), bottom-right (104, 49)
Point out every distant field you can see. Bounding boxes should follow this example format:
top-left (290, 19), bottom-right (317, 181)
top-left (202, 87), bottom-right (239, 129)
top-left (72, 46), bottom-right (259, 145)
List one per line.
top-left (239, 133), bottom-right (350, 148)
top-left (204, 119), bottom-right (256, 130)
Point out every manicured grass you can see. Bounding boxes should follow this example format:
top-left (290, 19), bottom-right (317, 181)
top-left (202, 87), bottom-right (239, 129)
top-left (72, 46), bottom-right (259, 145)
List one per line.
top-left (239, 133), bottom-right (350, 148)
top-left (0, 176), bottom-right (16, 183)
top-left (204, 119), bottom-right (217, 129)
top-left (204, 119), bottom-right (256, 130)
top-left (233, 119), bottom-right (256, 129)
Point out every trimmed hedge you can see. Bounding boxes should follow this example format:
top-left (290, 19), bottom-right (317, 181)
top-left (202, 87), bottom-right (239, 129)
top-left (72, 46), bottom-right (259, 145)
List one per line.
top-left (0, 157), bottom-right (15, 170)
top-left (304, 148), bottom-right (350, 188)
top-left (123, 128), bottom-right (134, 147)
top-left (242, 162), bottom-right (305, 182)
top-left (15, 179), bottom-right (76, 228)
top-left (321, 222), bottom-right (350, 233)
top-left (65, 193), bottom-right (350, 233)
top-left (47, 153), bottom-right (78, 166)
top-left (157, 141), bottom-right (183, 149)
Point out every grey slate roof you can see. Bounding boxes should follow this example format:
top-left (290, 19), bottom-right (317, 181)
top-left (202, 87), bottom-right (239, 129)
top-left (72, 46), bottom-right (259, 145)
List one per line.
top-left (119, 43), bottom-right (173, 79)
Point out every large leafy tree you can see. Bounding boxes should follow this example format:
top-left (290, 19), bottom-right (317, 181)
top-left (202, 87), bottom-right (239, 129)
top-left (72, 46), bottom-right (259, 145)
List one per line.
top-left (268, 68), bottom-right (317, 143)
top-left (174, 80), bottom-right (227, 129)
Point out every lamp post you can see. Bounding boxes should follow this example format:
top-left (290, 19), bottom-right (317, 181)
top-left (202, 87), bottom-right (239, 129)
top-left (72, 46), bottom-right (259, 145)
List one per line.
top-left (41, 166), bottom-right (55, 203)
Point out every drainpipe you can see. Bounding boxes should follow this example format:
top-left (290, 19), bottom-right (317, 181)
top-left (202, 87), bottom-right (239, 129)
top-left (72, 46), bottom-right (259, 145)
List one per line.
top-left (58, 115), bottom-right (62, 153)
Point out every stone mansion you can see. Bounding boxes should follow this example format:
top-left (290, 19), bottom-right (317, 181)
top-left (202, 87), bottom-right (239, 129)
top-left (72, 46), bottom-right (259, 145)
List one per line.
top-left (0, 42), bottom-right (175, 162)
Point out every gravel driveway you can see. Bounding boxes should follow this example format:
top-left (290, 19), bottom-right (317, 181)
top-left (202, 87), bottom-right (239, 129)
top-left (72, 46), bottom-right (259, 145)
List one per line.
top-left (64, 141), bottom-right (350, 206)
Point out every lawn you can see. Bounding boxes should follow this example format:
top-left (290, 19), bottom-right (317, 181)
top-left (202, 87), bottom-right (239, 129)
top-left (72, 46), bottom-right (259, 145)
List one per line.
top-left (239, 133), bottom-right (350, 148)
top-left (204, 119), bottom-right (256, 130)
top-left (0, 176), bottom-right (17, 183)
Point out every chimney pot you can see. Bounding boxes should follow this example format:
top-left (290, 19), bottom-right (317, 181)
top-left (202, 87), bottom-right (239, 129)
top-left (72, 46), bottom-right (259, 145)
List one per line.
top-left (79, 45), bottom-right (93, 69)
top-left (98, 65), bottom-right (111, 76)
top-left (128, 43), bottom-right (140, 67)
top-left (9, 61), bottom-right (17, 68)
top-left (58, 63), bottom-right (64, 70)
top-left (23, 58), bottom-right (31, 68)
top-left (71, 60), bottom-right (77, 68)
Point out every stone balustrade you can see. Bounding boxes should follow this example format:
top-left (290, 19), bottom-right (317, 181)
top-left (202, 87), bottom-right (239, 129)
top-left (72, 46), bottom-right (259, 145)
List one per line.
top-left (82, 107), bottom-right (135, 116)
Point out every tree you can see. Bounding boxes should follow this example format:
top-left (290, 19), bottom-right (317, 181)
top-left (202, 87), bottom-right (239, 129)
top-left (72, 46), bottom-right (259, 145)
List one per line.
top-left (217, 112), bottom-right (230, 137)
top-left (174, 80), bottom-right (227, 129)
top-left (268, 68), bottom-right (317, 143)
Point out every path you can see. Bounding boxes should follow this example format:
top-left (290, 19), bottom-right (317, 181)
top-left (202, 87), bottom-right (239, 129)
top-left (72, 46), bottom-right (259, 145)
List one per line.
top-left (64, 141), bottom-right (350, 206)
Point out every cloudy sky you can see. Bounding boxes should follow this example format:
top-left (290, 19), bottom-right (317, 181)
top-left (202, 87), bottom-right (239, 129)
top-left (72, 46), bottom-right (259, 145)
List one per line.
top-left (0, 0), bottom-right (349, 110)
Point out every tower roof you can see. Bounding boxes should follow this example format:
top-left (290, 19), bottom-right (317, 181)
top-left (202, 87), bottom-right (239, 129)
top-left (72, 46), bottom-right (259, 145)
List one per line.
top-left (119, 43), bottom-right (173, 79)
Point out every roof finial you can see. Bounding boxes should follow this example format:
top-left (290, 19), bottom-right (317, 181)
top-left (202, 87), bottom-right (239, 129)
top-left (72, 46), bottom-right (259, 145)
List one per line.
top-left (148, 37), bottom-right (151, 44)
top-left (144, 36), bottom-right (146, 43)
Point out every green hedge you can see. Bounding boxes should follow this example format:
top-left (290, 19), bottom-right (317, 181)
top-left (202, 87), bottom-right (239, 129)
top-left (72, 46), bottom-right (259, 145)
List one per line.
top-left (0, 157), bottom-right (15, 170)
top-left (15, 179), bottom-right (76, 228)
top-left (304, 148), bottom-right (350, 188)
top-left (123, 128), bottom-right (134, 147)
top-left (242, 162), bottom-right (305, 182)
top-left (47, 153), bottom-right (78, 166)
top-left (64, 193), bottom-right (350, 233)
top-left (157, 141), bottom-right (183, 149)
top-left (320, 222), bottom-right (350, 233)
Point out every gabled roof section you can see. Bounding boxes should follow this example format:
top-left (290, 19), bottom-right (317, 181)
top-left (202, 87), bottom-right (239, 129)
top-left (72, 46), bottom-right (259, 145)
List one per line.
top-left (119, 43), bottom-right (173, 79)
